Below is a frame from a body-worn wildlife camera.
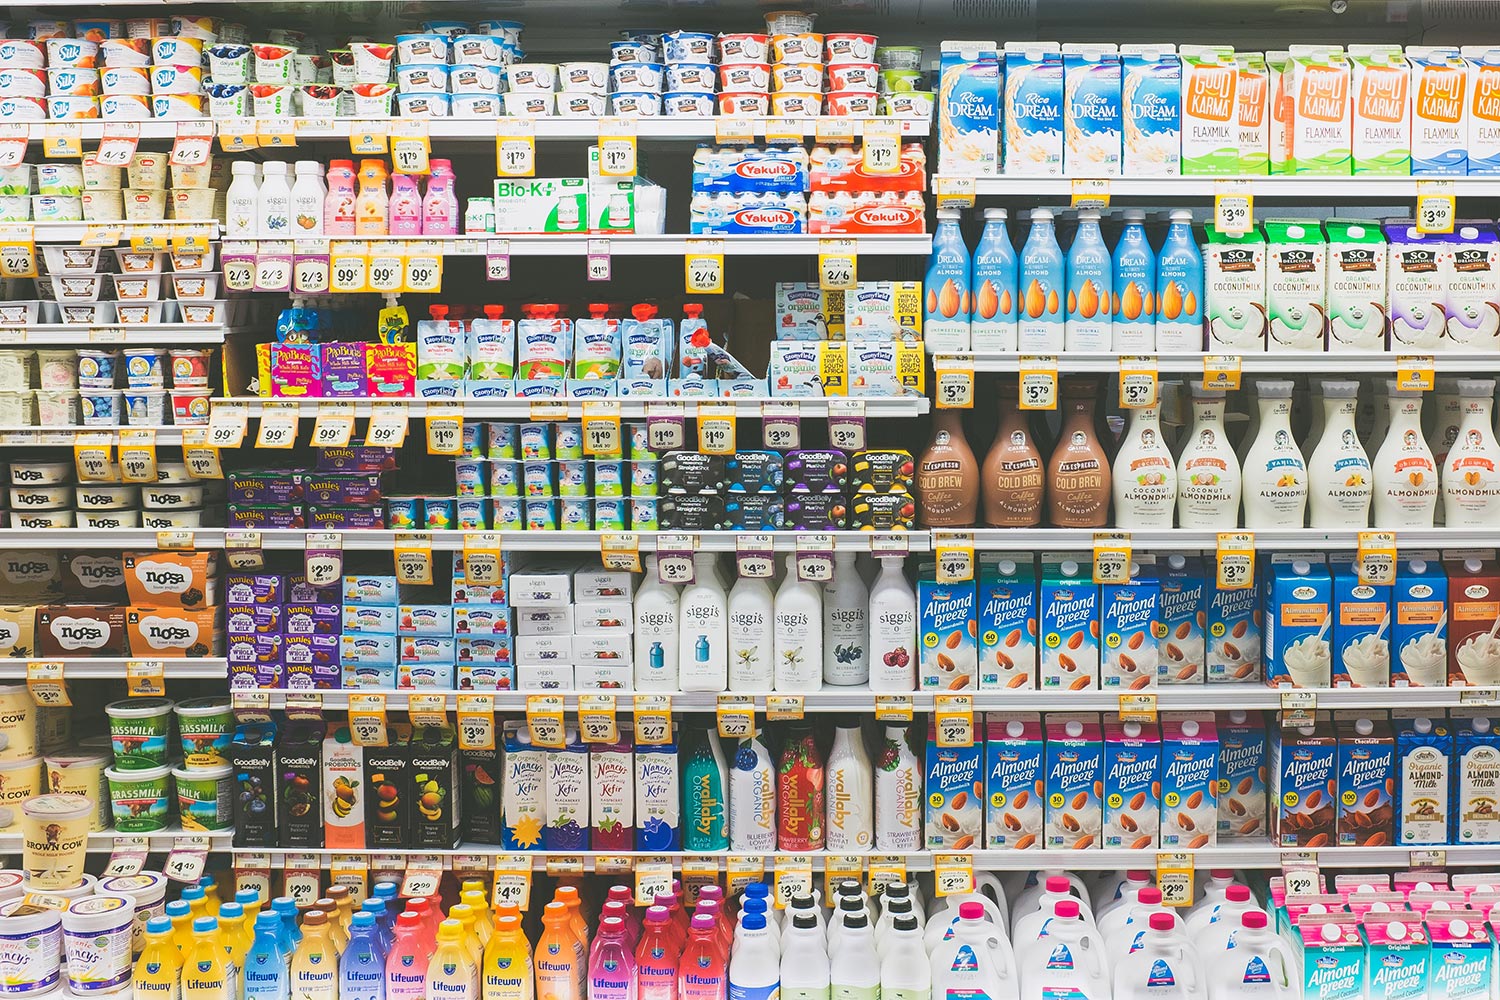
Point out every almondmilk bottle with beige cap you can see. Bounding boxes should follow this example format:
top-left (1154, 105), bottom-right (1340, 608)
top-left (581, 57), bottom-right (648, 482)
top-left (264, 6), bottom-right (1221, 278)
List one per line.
top-left (1307, 380), bottom-right (1372, 529)
top-left (1441, 378), bottom-right (1500, 528)
top-left (1176, 382), bottom-right (1241, 529)
top-left (1371, 379), bottom-right (1438, 529)
top-left (1241, 380), bottom-right (1308, 529)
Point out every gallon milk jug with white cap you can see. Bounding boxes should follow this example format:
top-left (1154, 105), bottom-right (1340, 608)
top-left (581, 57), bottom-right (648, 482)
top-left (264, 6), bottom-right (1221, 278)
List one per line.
top-left (779, 912), bottom-right (830, 1000)
top-left (1112, 912), bottom-right (1203, 1000)
top-left (1206, 912), bottom-right (1294, 1000)
top-left (1018, 900), bottom-right (1110, 1000)
top-left (929, 902), bottom-right (1020, 1000)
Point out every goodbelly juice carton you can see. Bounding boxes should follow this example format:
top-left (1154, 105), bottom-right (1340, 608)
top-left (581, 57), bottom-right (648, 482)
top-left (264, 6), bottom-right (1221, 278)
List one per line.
top-left (1363, 917), bottom-right (1429, 1000)
top-left (919, 560), bottom-right (977, 691)
top-left (1100, 559), bottom-right (1159, 689)
top-left (1349, 45), bottom-right (1412, 175)
top-left (1285, 45), bottom-right (1354, 174)
top-left (1394, 552), bottom-right (1448, 687)
top-left (322, 724), bottom-right (364, 850)
top-left (1237, 51), bottom-right (1271, 174)
top-left (1003, 42), bottom-right (1064, 177)
top-left (1444, 223), bottom-right (1500, 352)
top-left (985, 711), bottom-right (1043, 849)
top-left (1270, 719), bottom-right (1337, 847)
top-left (1158, 554), bottom-right (1206, 685)
top-left (1453, 710), bottom-right (1500, 844)
top-left (1409, 46), bottom-right (1470, 175)
top-left (1324, 219), bottom-right (1389, 351)
top-left (926, 716), bottom-right (984, 851)
top-left (1217, 710), bottom-right (1268, 840)
top-left (1179, 45), bottom-right (1239, 174)
top-left (1038, 553), bottom-right (1098, 690)
top-left (1062, 43), bottom-right (1122, 177)
top-left (1427, 914), bottom-right (1493, 1000)
top-left (1385, 221), bottom-right (1449, 351)
top-left (1043, 713), bottom-right (1102, 850)
top-left (1120, 44), bottom-right (1181, 176)
top-left (1335, 717), bottom-right (1395, 847)
top-left (1159, 716), bottom-right (1218, 849)
top-left (977, 552), bottom-right (1037, 690)
top-left (1393, 713), bottom-right (1453, 845)
top-left (938, 42), bottom-right (1001, 177)
top-left (1265, 553), bottom-right (1333, 688)
top-left (1263, 219), bottom-right (1329, 352)
top-left (1102, 718), bottom-right (1159, 849)
top-left (1207, 556), bottom-right (1262, 683)
top-left (1330, 557), bottom-right (1393, 688)
top-left (1462, 46), bottom-right (1500, 173)
top-left (1204, 224), bottom-right (1269, 352)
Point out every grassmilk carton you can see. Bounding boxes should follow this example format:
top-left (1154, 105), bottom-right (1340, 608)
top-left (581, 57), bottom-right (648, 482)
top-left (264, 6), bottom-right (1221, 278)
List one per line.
top-left (1264, 219), bottom-right (1328, 352)
top-left (1453, 710), bottom-right (1500, 844)
top-left (1003, 42), bottom-right (1064, 176)
top-left (1207, 558), bottom-right (1262, 683)
top-left (985, 712), bottom-right (1043, 849)
top-left (1285, 46), bottom-right (1353, 174)
top-left (1217, 710), bottom-right (1268, 840)
top-left (1428, 916), bottom-right (1493, 1000)
top-left (1237, 52), bottom-right (1271, 174)
top-left (1349, 45), bottom-right (1412, 175)
top-left (1039, 553), bottom-right (1098, 690)
top-left (1462, 46), bottom-right (1500, 174)
top-left (1179, 45), bottom-right (1239, 174)
top-left (1270, 718), bottom-right (1337, 847)
top-left (1265, 553), bottom-right (1332, 688)
top-left (1100, 560), bottom-right (1159, 689)
top-left (1102, 718), bottom-right (1159, 849)
top-left (1158, 554), bottom-right (1206, 685)
top-left (1299, 914), bottom-right (1365, 1000)
top-left (926, 716), bottom-right (984, 850)
top-left (938, 42), bottom-right (1001, 177)
top-left (1043, 713), bottom-right (1102, 850)
top-left (977, 552), bottom-right (1037, 690)
top-left (1062, 43), bottom-right (1122, 177)
top-left (1384, 221), bottom-right (1449, 351)
top-left (1393, 713), bottom-right (1453, 844)
top-left (1443, 223), bottom-right (1500, 352)
top-left (1324, 219), bottom-right (1389, 351)
top-left (1204, 225), bottom-right (1269, 352)
top-left (1330, 557), bottom-right (1392, 688)
top-left (1363, 917), bottom-right (1429, 1000)
top-left (1409, 46), bottom-right (1470, 175)
top-left (1393, 552), bottom-right (1447, 687)
top-left (1159, 716), bottom-right (1218, 849)
top-left (1335, 717), bottom-right (1395, 847)
top-left (1120, 44), bottom-right (1181, 176)
top-left (919, 562), bottom-right (977, 691)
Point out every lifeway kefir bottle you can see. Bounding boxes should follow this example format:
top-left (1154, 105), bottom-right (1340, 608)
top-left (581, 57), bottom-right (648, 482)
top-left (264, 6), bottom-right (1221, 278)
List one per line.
top-left (1176, 381), bottom-right (1241, 529)
top-left (1371, 379), bottom-right (1438, 529)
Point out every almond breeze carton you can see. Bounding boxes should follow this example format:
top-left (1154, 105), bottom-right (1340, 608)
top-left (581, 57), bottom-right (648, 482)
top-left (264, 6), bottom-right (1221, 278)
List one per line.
top-left (1363, 917), bottom-right (1429, 1000)
top-left (1237, 52), bottom-right (1271, 174)
top-left (1409, 46), bottom-right (1470, 175)
top-left (1299, 914), bottom-right (1365, 1000)
top-left (1462, 46), bottom-right (1500, 173)
top-left (1003, 42), bottom-right (1064, 177)
top-left (985, 712), bottom-right (1042, 850)
top-left (1102, 718), bottom-right (1159, 850)
top-left (1285, 45), bottom-right (1353, 174)
top-left (1121, 44), bottom-right (1180, 176)
top-left (1039, 553), bottom-right (1098, 690)
top-left (1218, 710), bottom-right (1268, 841)
top-left (1043, 714), bottom-right (1102, 850)
top-left (1349, 45), bottom-right (1412, 175)
top-left (1265, 553), bottom-right (1332, 688)
top-left (926, 716), bottom-right (984, 851)
top-left (1100, 561), bottom-right (1159, 689)
top-left (919, 561), bottom-right (977, 691)
top-left (1393, 553), bottom-right (1447, 687)
top-left (1179, 45), bottom-right (1239, 174)
top-left (938, 42), bottom-right (1001, 177)
top-left (1062, 43), bottom-right (1121, 177)
top-left (1271, 719), bottom-right (1337, 847)
top-left (1335, 717), bottom-right (1395, 847)
top-left (977, 553), bottom-right (1036, 690)
top-left (1158, 554), bottom-right (1206, 685)
top-left (1207, 557), bottom-right (1262, 683)
top-left (1428, 916), bottom-right (1492, 1000)
top-left (1159, 716), bottom-right (1218, 849)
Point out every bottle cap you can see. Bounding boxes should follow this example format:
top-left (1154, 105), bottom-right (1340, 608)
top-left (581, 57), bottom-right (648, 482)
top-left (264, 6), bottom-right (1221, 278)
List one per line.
top-left (1056, 900), bottom-right (1080, 918)
top-left (1227, 885), bottom-right (1251, 902)
top-left (192, 916), bottom-right (217, 933)
top-left (1243, 911), bottom-right (1268, 930)
top-left (1149, 913), bottom-right (1174, 931)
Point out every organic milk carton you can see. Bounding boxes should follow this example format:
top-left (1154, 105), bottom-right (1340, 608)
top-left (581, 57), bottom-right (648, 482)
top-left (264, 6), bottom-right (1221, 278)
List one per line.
top-left (1061, 43), bottom-right (1122, 177)
top-left (1335, 717), bottom-right (1395, 847)
top-left (1102, 718), bottom-right (1159, 849)
top-left (1428, 915), bottom-right (1493, 1000)
top-left (1218, 711), bottom-right (1268, 840)
top-left (938, 42), bottom-right (1001, 177)
top-left (1003, 42), bottom-right (1064, 176)
top-left (926, 717), bottom-right (983, 850)
top-left (977, 553), bottom-right (1037, 690)
top-left (1265, 553), bottom-right (1332, 688)
top-left (1462, 46), bottom-right (1500, 173)
top-left (1363, 917), bottom-right (1429, 1000)
top-left (1179, 45), bottom-right (1239, 174)
top-left (1270, 719), bottom-right (1337, 847)
top-left (1385, 221), bottom-right (1449, 351)
top-left (1120, 44), bottom-right (1181, 176)
top-left (1299, 914), bottom-right (1365, 1000)
top-left (985, 712), bottom-right (1043, 849)
top-left (1394, 713), bottom-right (1453, 844)
top-left (634, 732), bottom-right (680, 850)
top-left (1453, 710), bottom-right (1500, 844)
top-left (919, 563), bottom-right (977, 691)
top-left (1207, 559), bottom-right (1262, 683)
top-left (1263, 219), bottom-right (1328, 352)
top-left (1043, 714), bottom-right (1102, 850)
top-left (1324, 219), bottom-right (1389, 351)
top-left (1285, 46), bottom-right (1353, 174)
top-left (1409, 46), bottom-right (1470, 175)
top-left (501, 720), bottom-right (546, 850)
top-left (1444, 553), bottom-right (1500, 688)
top-left (1100, 562), bottom-right (1158, 689)
top-left (1393, 553), bottom-right (1448, 687)
top-left (1237, 52), bottom-right (1271, 174)
top-left (1349, 45), bottom-right (1412, 175)
top-left (1159, 716), bottom-right (1218, 849)
top-left (1204, 225), bottom-right (1269, 352)
top-left (1038, 553), bottom-right (1098, 690)
top-left (1158, 554), bottom-right (1206, 685)
top-left (1330, 557), bottom-right (1392, 688)
top-left (1444, 223), bottom-right (1500, 352)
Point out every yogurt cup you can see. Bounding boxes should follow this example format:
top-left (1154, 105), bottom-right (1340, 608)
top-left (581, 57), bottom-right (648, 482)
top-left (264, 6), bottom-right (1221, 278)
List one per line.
top-left (81, 388), bottom-right (123, 424)
top-left (504, 92), bottom-right (552, 116)
top-left (151, 93), bottom-right (203, 119)
top-left (111, 273), bottom-right (162, 300)
top-left (451, 93), bottom-right (501, 117)
top-left (250, 83), bottom-right (293, 117)
top-left (143, 509), bottom-right (201, 529)
top-left (879, 68), bottom-right (923, 93)
top-left (826, 33), bottom-right (878, 64)
top-left (206, 83), bottom-right (249, 117)
top-left (170, 273), bottom-right (218, 299)
top-left (9, 461), bottom-right (66, 485)
top-left (396, 34), bottom-right (450, 64)
top-left (350, 42), bottom-right (396, 84)
top-left (765, 10), bottom-right (818, 34)
top-left (21, 794), bottom-right (93, 889)
top-left (150, 37), bottom-right (201, 65)
top-left (11, 510), bottom-right (74, 529)
top-left (828, 62), bottom-right (879, 91)
top-left (115, 249), bottom-right (164, 273)
top-left (46, 95), bottom-right (98, 120)
top-left (128, 152), bottom-right (165, 191)
top-left (0, 69), bottom-right (47, 98)
top-left (559, 61), bottom-right (606, 91)
top-left (62, 893), bottom-right (135, 995)
top-left (449, 65), bottom-right (499, 94)
top-left (476, 20), bottom-right (523, 46)
top-left (122, 389), bottom-right (166, 425)
top-left (297, 84), bottom-right (340, 118)
top-left (396, 92), bottom-right (449, 117)
top-left (395, 63), bottom-right (448, 93)
top-left (100, 65), bottom-right (150, 95)
top-left (0, 98), bottom-right (45, 120)
top-left (20, 873), bottom-right (94, 899)
top-left (825, 90), bottom-right (878, 116)
top-left (351, 83), bottom-right (394, 117)
top-left (773, 62), bottom-right (824, 92)
top-left (77, 349), bottom-right (117, 386)
top-left (609, 92), bottom-right (660, 116)
top-left (718, 92), bottom-right (769, 116)
top-left (100, 39), bottom-right (151, 68)
top-left (74, 484), bottom-right (136, 509)
top-left (555, 92), bottom-right (604, 117)
top-left (328, 49), bottom-right (355, 88)
top-left (148, 64), bottom-right (201, 95)
top-left (170, 389), bottom-right (211, 425)
top-left (422, 20), bottom-right (469, 39)
top-left (771, 33), bottom-right (823, 63)
top-left (663, 31), bottom-right (715, 64)
top-left (876, 45), bottom-right (923, 70)
top-left (293, 53), bottom-right (328, 86)
top-left (44, 752), bottom-right (110, 832)
top-left (124, 347), bottom-right (166, 385)
top-left (0, 759), bottom-right (39, 829)
top-left (46, 38), bottom-right (98, 69)
top-left (719, 62), bottom-right (770, 91)
top-left (453, 35), bottom-right (501, 67)
top-left (104, 763), bottom-right (171, 832)
top-left (0, 40), bottom-right (45, 69)
top-left (663, 92), bottom-right (713, 117)
top-left (0, 897), bottom-right (62, 993)
top-left (252, 42), bottom-right (296, 84)
top-left (169, 348), bottom-right (211, 385)
top-left (205, 43), bottom-right (250, 84)
top-left (770, 91), bottom-right (820, 117)
top-left (105, 697), bottom-right (174, 769)
top-left (172, 763), bottom-right (232, 831)
top-left (175, 697), bottom-right (231, 767)
top-left (37, 162), bottom-right (84, 196)
top-left (34, 389), bottom-right (79, 425)
top-left (882, 91), bottom-right (932, 118)
top-left (664, 63), bottom-right (715, 92)
top-left (94, 872), bottom-right (165, 954)
top-left (506, 63), bottom-right (557, 92)
top-left (172, 16), bottom-right (220, 42)
top-left (719, 33), bottom-right (769, 64)
top-left (42, 245), bottom-right (99, 274)
top-left (609, 41), bottom-right (657, 64)
top-left (11, 485), bottom-right (68, 509)
top-left (608, 62), bottom-right (663, 93)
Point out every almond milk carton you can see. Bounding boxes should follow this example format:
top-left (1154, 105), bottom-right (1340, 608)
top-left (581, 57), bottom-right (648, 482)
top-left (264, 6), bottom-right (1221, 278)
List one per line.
top-left (1158, 554), bottom-right (1206, 685)
top-left (1043, 713), bottom-right (1102, 850)
top-left (1237, 51), bottom-right (1270, 174)
top-left (1335, 717), bottom-right (1395, 847)
top-left (1453, 709), bottom-right (1500, 844)
top-left (1461, 46), bottom-right (1500, 174)
top-left (985, 712), bottom-right (1043, 850)
top-left (1179, 45), bottom-right (1239, 174)
top-left (1286, 45), bottom-right (1353, 174)
top-left (1408, 46), bottom-right (1469, 175)
top-left (978, 552), bottom-right (1037, 690)
top-left (1393, 712), bottom-right (1453, 845)
top-left (1039, 553), bottom-right (1098, 690)
top-left (1120, 44), bottom-right (1181, 176)
top-left (1217, 710), bottom-right (1267, 840)
top-left (1159, 715), bottom-right (1218, 849)
top-left (1100, 560), bottom-right (1159, 689)
top-left (1270, 718), bottom-right (1337, 847)
top-left (1349, 44), bottom-right (1412, 175)
top-left (1062, 43), bottom-right (1122, 177)
top-left (1102, 718), bottom-right (1159, 849)
top-left (1427, 914), bottom-right (1493, 1000)
top-left (1445, 551), bottom-right (1500, 688)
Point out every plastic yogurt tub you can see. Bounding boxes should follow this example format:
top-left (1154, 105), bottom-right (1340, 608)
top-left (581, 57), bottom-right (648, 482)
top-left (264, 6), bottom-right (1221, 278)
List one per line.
top-left (0, 871), bottom-right (22, 904)
top-left (0, 897), bottom-right (62, 995)
top-left (21, 793), bottom-right (93, 890)
top-left (559, 61), bottom-right (606, 91)
top-left (719, 62), bottom-right (770, 91)
top-left (74, 484), bottom-right (137, 510)
top-left (764, 9), bottom-right (817, 33)
top-left (62, 893), bottom-right (135, 994)
top-left (175, 697), bottom-right (232, 767)
top-left (43, 751), bottom-right (110, 831)
top-left (104, 762), bottom-right (172, 832)
top-left (0, 758), bottom-right (39, 829)
top-left (0, 685), bottom-right (37, 761)
top-left (105, 697), bottom-right (174, 769)
top-left (95, 872), bottom-right (165, 954)
top-left (718, 92), bottom-right (769, 116)
top-left (719, 33), bottom-right (769, 64)
top-left (770, 33), bottom-right (823, 63)
top-left (172, 763), bottom-right (232, 831)
top-left (663, 92), bottom-right (712, 116)
top-left (662, 30), bottom-right (714, 63)
top-left (826, 33), bottom-right (878, 63)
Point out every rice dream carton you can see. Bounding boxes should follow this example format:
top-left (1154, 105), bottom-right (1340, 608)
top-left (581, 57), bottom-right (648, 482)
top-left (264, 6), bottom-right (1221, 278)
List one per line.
top-left (1043, 713), bottom-right (1102, 850)
top-left (1408, 46), bottom-right (1469, 175)
top-left (937, 42), bottom-right (1001, 177)
top-left (1120, 44), bottom-right (1181, 176)
top-left (985, 712), bottom-right (1043, 850)
top-left (1348, 44), bottom-right (1412, 175)
top-left (1003, 42), bottom-right (1064, 176)
top-left (1179, 45), bottom-right (1239, 174)
top-left (1062, 43), bottom-right (1122, 177)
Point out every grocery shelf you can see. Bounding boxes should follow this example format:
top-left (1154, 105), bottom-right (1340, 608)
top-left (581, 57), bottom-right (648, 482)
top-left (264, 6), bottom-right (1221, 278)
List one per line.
top-left (29, 221), bottom-right (220, 243)
top-left (969, 528), bottom-right (1500, 550)
top-left (963, 352), bottom-right (1500, 375)
top-left (0, 426), bottom-right (192, 446)
top-left (373, 234), bottom-right (931, 256)
top-left (0, 828), bottom-right (234, 853)
top-left (223, 395), bottom-right (930, 419)
top-left (0, 658), bottom-right (227, 680)
top-left (947, 175), bottom-right (1496, 200)
top-left (0, 325), bottom-right (229, 346)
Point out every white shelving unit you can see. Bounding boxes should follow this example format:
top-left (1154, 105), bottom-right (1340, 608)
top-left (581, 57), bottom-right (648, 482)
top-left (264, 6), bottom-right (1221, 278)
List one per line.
top-left (222, 395), bottom-right (930, 419)
top-left (962, 352), bottom-right (1500, 375)
top-left (0, 325), bottom-right (231, 346)
top-left (943, 175), bottom-right (1496, 199)
top-left (0, 658), bottom-right (227, 681)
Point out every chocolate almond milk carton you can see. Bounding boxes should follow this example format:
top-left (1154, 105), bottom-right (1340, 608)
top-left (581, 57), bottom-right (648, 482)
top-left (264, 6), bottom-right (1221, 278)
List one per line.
top-left (1270, 716), bottom-right (1337, 847)
top-left (1335, 717), bottom-right (1395, 847)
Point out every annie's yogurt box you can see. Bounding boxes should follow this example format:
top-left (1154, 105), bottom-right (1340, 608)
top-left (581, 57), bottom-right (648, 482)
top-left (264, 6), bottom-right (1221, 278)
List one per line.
top-left (1159, 715), bottom-right (1218, 849)
top-left (1102, 718), bottom-right (1159, 849)
top-left (1043, 713), bottom-right (1102, 850)
top-left (984, 711), bottom-right (1042, 850)
top-left (1039, 553), bottom-right (1098, 690)
top-left (1265, 553), bottom-right (1333, 688)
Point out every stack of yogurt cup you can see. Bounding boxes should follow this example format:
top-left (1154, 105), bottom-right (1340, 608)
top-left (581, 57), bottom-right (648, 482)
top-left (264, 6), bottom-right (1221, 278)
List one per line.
top-left (605, 29), bottom-right (717, 118)
top-left (393, 31), bottom-right (511, 118)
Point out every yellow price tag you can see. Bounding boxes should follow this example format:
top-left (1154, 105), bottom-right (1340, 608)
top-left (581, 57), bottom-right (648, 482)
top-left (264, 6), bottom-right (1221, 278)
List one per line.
top-left (425, 402), bottom-right (463, 456)
top-left (462, 532), bottom-right (503, 586)
top-left (934, 694), bottom-right (974, 747)
top-left (350, 124), bottom-right (388, 155)
top-left (456, 694), bottom-right (496, 752)
top-left (43, 123), bottom-right (82, 158)
top-left (684, 240), bottom-right (726, 294)
top-left (1216, 532), bottom-right (1255, 591)
top-left (256, 118), bottom-right (297, 147)
top-left (1118, 693), bottom-right (1158, 724)
top-left (491, 856), bottom-right (532, 910)
top-left (874, 695), bottom-right (914, 722)
top-left (933, 854), bottom-right (975, 897)
top-left (766, 695), bottom-right (805, 721)
top-left (403, 248), bottom-right (442, 294)
top-left (1203, 354), bottom-right (1242, 391)
top-left (0, 224), bottom-right (36, 278)
top-left (1070, 178), bottom-right (1110, 209)
top-left (1213, 181), bottom-right (1253, 235)
top-left (390, 121), bottom-right (431, 175)
top-left (216, 119), bottom-right (259, 152)
top-left (1357, 531), bottom-right (1397, 587)
top-left (868, 856), bottom-right (908, 898)
top-left (366, 401), bottom-right (409, 448)
top-left (180, 427), bottom-right (223, 480)
top-left (697, 402), bottom-right (736, 455)
top-left (861, 119), bottom-right (901, 175)
top-left (26, 661), bottom-right (69, 707)
top-left (255, 401), bottom-right (299, 449)
top-left (73, 431), bottom-right (115, 483)
top-left (934, 532), bottom-right (975, 584)
top-left (633, 694), bottom-right (672, 746)
top-left (349, 693), bottom-right (389, 746)
top-left (818, 239), bottom-right (857, 291)
top-left (933, 175), bottom-right (977, 210)
top-left (526, 695), bottom-right (566, 748)
top-left (393, 533), bottom-right (434, 586)
top-left (496, 120), bottom-right (536, 177)
top-left (714, 117), bottom-right (755, 144)
top-left (598, 119), bottom-right (638, 177)
top-left (582, 401), bottom-right (622, 457)
top-left (1157, 852), bottom-right (1195, 907)
top-left (634, 859), bottom-right (674, 906)
top-left (118, 428), bottom-right (156, 484)
top-left (1118, 356), bottom-right (1159, 408)
top-left (367, 246), bottom-right (405, 295)
top-left (773, 856), bottom-right (813, 909)
top-left (600, 533), bottom-right (642, 574)
top-left (715, 694), bottom-right (755, 740)
top-left (408, 693), bottom-right (448, 730)
top-left (1018, 356), bottom-right (1058, 410)
top-left (933, 356), bottom-right (975, 409)
top-left (329, 242), bottom-right (369, 294)
top-left (311, 401), bottom-right (355, 448)
top-left (1416, 180), bottom-right (1455, 234)
top-left (577, 694), bottom-right (618, 744)
top-left (1396, 356), bottom-right (1435, 392)
top-left (1093, 531), bottom-right (1133, 585)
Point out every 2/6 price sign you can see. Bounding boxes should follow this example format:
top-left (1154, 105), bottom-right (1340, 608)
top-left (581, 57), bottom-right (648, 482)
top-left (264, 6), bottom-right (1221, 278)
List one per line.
top-left (684, 240), bottom-right (725, 294)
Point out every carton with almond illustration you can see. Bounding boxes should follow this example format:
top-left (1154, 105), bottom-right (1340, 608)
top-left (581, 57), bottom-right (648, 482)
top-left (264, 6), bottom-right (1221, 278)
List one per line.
top-left (925, 716), bottom-right (983, 850)
top-left (1103, 718), bottom-right (1159, 849)
top-left (1271, 717), bottom-right (1337, 847)
top-left (1218, 711), bottom-right (1268, 840)
top-left (1100, 560), bottom-right (1159, 689)
top-left (1043, 713), bottom-right (1102, 849)
top-left (1159, 714), bottom-right (1218, 848)
top-left (978, 553), bottom-right (1037, 690)
top-left (1158, 555), bottom-right (1207, 684)
top-left (1039, 553), bottom-right (1098, 690)
top-left (919, 563), bottom-right (977, 691)
top-left (1335, 716), bottom-right (1395, 847)
top-left (985, 712), bottom-right (1043, 849)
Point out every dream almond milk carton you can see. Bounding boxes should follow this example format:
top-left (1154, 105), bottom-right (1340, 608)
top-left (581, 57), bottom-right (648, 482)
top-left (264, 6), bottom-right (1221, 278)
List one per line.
top-left (1349, 45), bottom-right (1412, 175)
top-left (1179, 45), bottom-right (1239, 174)
top-left (1237, 52), bottom-right (1270, 174)
top-left (1285, 45), bottom-right (1353, 174)
top-left (1461, 47), bottom-right (1500, 174)
top-left (1408, 46), bottom-right (1469, 175)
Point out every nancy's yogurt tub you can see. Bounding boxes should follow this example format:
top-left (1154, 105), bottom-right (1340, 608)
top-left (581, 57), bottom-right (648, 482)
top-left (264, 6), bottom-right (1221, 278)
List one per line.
top-left (95, 872), bottom-right (165, 955)
top-left (44, 751), bottom-right (111, 832)
top-left (105, 697), bottom-right (174, 769)
top-left (62, 893), bottom-right (135, 995)
top-left (172, 762), bottom-right (232, 831)
top-left (0, 897), bottom-right (62, 996)
top-left (104, 762), bottom-right (172, 832)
